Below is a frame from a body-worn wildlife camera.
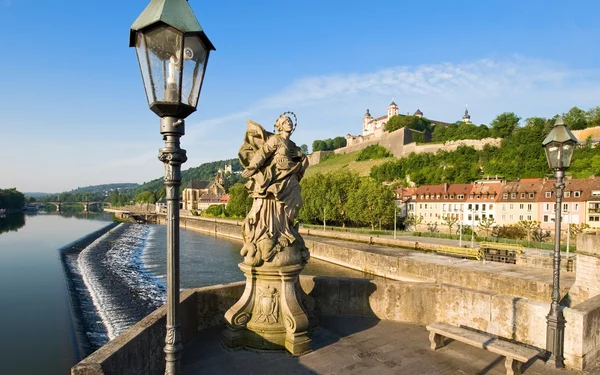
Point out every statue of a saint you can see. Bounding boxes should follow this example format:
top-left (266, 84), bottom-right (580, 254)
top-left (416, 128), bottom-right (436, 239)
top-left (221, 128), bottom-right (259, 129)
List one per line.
top-left (224, 112), bottom-right (314, 355)
top-left (238, 112), bottom-right (310, 267)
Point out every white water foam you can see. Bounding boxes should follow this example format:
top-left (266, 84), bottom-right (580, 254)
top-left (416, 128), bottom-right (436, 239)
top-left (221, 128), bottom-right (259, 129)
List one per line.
top-left (78, 223), bottom-right (166, 341)
top-left (78, 224), bottom-right (123, 340)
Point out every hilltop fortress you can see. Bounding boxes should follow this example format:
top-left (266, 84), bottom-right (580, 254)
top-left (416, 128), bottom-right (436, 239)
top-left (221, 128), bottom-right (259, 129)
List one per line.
top-left (309, 100), bottom-right (501, 165)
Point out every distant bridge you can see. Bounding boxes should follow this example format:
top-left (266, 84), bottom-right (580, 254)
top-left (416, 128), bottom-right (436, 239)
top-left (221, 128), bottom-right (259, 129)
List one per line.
top-left (45, 201), bottom-right (112, 212)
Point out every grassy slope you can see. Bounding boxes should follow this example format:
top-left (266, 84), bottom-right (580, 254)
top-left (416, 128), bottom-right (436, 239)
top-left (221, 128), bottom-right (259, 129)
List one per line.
top-left (304, 151), bottom-right (393, 177)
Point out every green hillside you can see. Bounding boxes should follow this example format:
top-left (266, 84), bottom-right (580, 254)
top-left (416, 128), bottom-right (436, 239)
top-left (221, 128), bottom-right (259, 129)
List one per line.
top-left (305, 151), bottom-right (392, 178)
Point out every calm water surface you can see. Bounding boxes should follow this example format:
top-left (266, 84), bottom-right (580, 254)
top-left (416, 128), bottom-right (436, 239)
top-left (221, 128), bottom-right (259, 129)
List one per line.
top-left (0, 212), bottom-right (113, 375)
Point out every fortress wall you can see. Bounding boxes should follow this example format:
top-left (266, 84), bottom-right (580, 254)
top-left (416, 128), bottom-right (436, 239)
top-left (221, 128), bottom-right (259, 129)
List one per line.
top-left (307, 150), bottom-right (333, 165)
top-left (333, 138), bottom-right (380, 155)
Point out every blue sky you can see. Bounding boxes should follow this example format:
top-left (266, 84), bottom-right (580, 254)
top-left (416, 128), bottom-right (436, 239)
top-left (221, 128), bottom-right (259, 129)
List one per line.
top-left (2, 0), bottom-right (600, 193)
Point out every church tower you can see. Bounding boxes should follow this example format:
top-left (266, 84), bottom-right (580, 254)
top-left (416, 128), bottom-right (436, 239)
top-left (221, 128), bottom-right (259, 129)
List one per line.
top-left (387, 100), bottom-right (399, 119)
top-left (462, 106), bottom-right (471, 124)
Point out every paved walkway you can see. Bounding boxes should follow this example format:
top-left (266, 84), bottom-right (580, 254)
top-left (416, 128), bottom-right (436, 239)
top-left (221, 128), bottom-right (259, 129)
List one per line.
top-left (182, 316), bottom-right (585, 374)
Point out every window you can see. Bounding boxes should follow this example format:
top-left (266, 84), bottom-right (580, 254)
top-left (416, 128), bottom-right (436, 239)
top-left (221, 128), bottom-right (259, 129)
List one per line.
top-left (475, 204), bottom-right (479, 210)
top-left (468, 204), bottom-right (473, 210)
top-left (443, 204), bottom-right (447, 212)
top-left (502, 204), bottom-right (506, 211)
top-left (458, 194), bottom-right (464, 199)
top-left (519, 215), bottom-right (523, 220)
top-left (544, 215), bottom-right (549, 222)
top-left (468, 214), bottom-right (472, 221)
top-left (450, 195), bottom-right (454, 199)
top-left (564, 192), bottom-right (570, 198)
top-left (563, 203), bottom-right (569, 212)
top-left (575, 191), bottom-right (581, 197)
top-left (509, 204), bottom-right (514, 210)
top-left (593, 191), bottom-right (600, 197)
top-left (476, 195), bottom-right (480, 199)
top-left (420, 195), bottom-right (424, 199)
top-left (519, 204), bottom-right (524, 210)
top-left (521, 193), bottom-right (526, 198)
top-left (575, 203), bottom-right (579, 211)
top-left (419, 204), bottom-right (422, 209)
top-left (489, 204), bottom-right (494, 210)
top-left (511, 193), bottom-right (516, 199)
top-left (444, 195), bottom-right (448, 199)
top-left (482, 205), bottom-right (486, 211)
top-left (527, 215), bottom-right (532, 220)
top-left (436, 195), bottom-right (440, 200)
top-left (502, 214), bottom-right (506, 220)
top-left (527, 204), bottom-right (532, 212)
top-left (509, 214), bottom-right (514, 220)
top-left (424, 204), bottom-right (428, 209)
top-left (545, 192), bottom-right (552, 198)
top-left (545, 203), bottom-right (550, 211)
top-left (529, 193), bottom-right (534, 198)
top-left (470, 194), bottom-right (474, 199)
top-left (503, 193), bottom-right (508, 199)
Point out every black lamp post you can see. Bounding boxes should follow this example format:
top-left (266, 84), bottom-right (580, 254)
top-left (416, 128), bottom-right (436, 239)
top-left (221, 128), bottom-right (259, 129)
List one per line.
top-left (542, 115), bottom-right (578, 368)
top-left (130, 1), bottom-right (214, 374)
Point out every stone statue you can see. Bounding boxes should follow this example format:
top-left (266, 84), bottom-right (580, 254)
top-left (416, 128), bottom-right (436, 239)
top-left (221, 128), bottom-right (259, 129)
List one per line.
top-left (239, 113), bottom-right (310, 266)
top-left (223, 112), bottom-right (315, 355)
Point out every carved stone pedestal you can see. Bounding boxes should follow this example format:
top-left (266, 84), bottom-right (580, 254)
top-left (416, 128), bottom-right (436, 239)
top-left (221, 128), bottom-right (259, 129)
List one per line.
top-left (223, 262), bottom-right (314, 355)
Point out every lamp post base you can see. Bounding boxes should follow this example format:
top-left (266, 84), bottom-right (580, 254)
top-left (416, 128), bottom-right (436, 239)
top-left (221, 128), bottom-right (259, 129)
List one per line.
top-left (546, 312), bottom-right (566, 368)
top-left (223, 262), bottom-right (316, 356)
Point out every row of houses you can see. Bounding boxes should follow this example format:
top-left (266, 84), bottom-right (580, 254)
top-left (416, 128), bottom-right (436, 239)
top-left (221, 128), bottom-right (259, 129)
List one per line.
top-left (396, 176), bottom-right (600, 230)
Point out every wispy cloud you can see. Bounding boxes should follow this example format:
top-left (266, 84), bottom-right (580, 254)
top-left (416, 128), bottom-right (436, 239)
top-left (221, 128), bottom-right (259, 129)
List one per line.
top-left (258, 56), bottom-right (597, 111)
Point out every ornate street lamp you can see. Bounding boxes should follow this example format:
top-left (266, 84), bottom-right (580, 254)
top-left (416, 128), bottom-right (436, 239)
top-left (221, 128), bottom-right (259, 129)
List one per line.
top-left (542, 115), bottom-right (578, 368)
top-left (129, 1), bottom-right (214, 374)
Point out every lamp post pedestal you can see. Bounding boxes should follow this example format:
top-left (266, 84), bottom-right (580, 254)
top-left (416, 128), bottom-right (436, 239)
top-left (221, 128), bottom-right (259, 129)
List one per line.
top-left (546, 169), bottom-right (565, 368)
top-left (158, 116), bottom-right (187, 375)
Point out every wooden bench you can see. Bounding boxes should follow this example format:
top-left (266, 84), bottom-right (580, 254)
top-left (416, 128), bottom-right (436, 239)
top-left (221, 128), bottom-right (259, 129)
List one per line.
top-left (426, 322), bottom-right (540, 375)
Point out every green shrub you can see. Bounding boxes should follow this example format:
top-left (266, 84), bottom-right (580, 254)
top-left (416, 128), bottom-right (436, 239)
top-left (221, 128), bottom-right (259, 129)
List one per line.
top-left (356, 145), bottom-right (392, 161)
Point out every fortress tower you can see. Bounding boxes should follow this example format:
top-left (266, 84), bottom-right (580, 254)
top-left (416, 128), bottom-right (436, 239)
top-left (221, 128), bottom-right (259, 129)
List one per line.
top-left (462, 106), bottom-right (471, 124)
top-left (387, 100), bottom-right (399, 119)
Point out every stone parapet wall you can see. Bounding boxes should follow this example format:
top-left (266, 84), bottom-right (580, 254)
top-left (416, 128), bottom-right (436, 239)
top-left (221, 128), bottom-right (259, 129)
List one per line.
top-left (72, 277), bottom-right (600, 373)
top-left (571, 233), bottom-right (600, 304)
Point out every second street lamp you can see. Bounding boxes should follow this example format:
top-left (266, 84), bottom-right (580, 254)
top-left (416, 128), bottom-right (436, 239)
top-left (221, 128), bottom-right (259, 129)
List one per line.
top-left (130, 1), bottom-right (215, 374)
top-left (541, 115), bottom-right (578, 368)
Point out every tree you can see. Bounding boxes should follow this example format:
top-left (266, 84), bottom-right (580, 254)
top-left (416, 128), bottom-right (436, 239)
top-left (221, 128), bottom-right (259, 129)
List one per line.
top-left (569, 223), bottom-right (591, 240)
top-left (385, 115), bottom-right (432, 133)
top-left (442, 215), bottom-right (458, 234)
top-left (346, 178), bottom-right (395, 230)
top-left (478, 217), bottom-right (496, 237)
top-left (312, 140), bottom-right (326, 152)
top-left (587, 106), bottom-right (600, 127)
top-left (516, 220), bottom-right (540, 242)
top-left (563, 106), bottom-right (588, 130)
top-left (403, 214), bottom-right (422, 231)
top-left (332, 136), bottom-right (347, 149)
top-left (328, 170), bottom-right (360, 227)
top-left (427, 221), bottom-right (439, 233)
top-left (135, 191), bottom-right (156, 204)
top-left (298, 173), bottom-right (337, 226)
top-left (226, 183), bottom-right (253, 218)
top-left (300, 144), bottom-right (309, 155)
top-left (490, 112), bottom-right (520, 138)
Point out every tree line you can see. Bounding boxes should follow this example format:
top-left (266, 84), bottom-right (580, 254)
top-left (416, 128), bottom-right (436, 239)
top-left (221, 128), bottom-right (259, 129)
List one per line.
top-left (312, 137), bottom-right (347, 152)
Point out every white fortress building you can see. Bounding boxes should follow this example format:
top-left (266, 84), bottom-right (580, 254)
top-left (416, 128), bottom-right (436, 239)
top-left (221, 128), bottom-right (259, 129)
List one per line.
top-left (361, 101), bottom-right (471, 137)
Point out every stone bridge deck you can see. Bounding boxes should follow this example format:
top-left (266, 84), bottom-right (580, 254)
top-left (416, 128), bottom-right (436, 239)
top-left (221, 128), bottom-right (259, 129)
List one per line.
top-left (182, 316), bottom-right (584, 375)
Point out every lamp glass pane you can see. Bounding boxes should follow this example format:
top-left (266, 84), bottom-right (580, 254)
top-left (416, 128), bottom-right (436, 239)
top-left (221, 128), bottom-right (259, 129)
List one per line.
top-left (562, 143), bottom-right (575, 169)
top-left (144, 25), bottom-right (183, 104)
top-left (181, 35), bottom-right (208, 108)
top-left (545, 144), bottom-right (560, 169)
top-left (135, 33), bottom-right (154, 105)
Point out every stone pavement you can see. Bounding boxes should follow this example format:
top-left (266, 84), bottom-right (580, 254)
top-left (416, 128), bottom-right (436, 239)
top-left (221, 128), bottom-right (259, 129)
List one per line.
top-left (182, 316), bottom-right (585, 374)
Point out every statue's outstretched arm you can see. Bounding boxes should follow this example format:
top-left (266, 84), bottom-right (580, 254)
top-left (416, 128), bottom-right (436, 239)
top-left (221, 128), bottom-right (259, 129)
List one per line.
top-left (242, 137), bottom-right (278, 178)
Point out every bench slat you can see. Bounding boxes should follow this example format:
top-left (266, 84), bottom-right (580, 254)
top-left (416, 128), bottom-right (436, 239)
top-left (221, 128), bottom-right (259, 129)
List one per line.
top-left (426, 322), bottom-right (539, 363)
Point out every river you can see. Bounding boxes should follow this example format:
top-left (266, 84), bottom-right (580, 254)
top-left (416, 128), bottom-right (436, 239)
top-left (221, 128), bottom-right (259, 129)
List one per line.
top-left (0, 212), bottom-right (368, 375)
